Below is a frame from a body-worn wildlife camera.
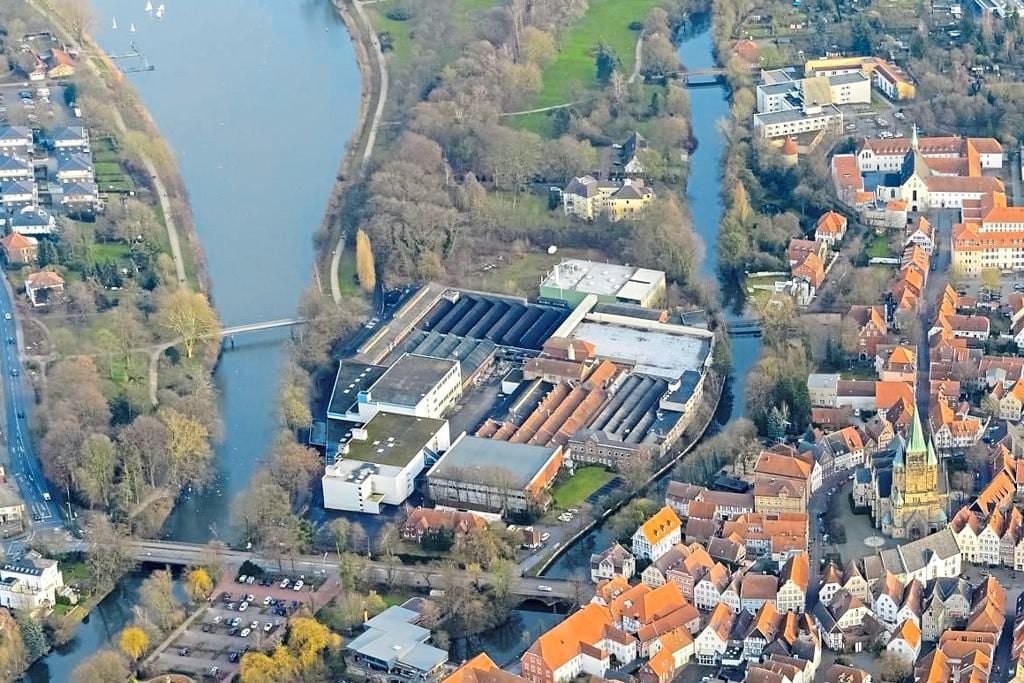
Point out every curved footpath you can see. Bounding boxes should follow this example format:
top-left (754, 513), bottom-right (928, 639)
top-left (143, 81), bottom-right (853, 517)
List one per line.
top-left (329, 0), bottom-right (389, 304)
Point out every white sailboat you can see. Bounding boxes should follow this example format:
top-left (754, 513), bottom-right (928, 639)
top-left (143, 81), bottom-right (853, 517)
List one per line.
top-left (130, 22), bottom-right (136, 32)
top-left (156, 4), bottom-right (165, 17)
top-left (112, 17), bottom-right (118, 29)
top-left (145, 0), bottom-right (154, 12)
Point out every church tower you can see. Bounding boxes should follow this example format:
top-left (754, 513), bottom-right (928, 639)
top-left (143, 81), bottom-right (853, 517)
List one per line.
top-left (890, 408), bottom-right (946, 539)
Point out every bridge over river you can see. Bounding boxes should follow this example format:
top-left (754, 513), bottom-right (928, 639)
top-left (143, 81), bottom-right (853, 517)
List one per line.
top-left (57, 539), bottom-right (590, 604)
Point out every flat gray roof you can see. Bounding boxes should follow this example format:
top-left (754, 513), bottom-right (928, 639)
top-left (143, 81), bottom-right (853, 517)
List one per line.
top-left (347, 606), bottom-right (447, 672)
top-left (327, 360), bottom-right (387, 417)
top-left (830, 71), bottom-right (869, 85)
top-left (754, 104), bottom-right (842, 125)
top-left (428, 435), bottom-right (559, 489)
top-left (567, 320), bottom-right (710, 380)
top-left (370, 353), bottom-right (457, 407)
top-left (808, 373), bottom-right (840, 389)
top-left (541, 259), bottom-right (664, 299)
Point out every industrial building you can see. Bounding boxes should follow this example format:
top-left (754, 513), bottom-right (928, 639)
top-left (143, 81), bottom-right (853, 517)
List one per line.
top-left (426, 434), bottom-right (564, 515)
top-left (321, 411), bottom-right (450, 514)
top-left (539, 260), bottom-right (666, 309)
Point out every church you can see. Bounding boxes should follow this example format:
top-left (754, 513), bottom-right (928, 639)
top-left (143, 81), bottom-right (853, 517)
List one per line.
top-left (869, 128), bottom-right (1003, 211)
top-left (867, 408), bottom-right (949, 539)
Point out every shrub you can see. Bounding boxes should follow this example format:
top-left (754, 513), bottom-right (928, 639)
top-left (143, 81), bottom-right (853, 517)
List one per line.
top-left (385, 7), bottom-right (412, 21)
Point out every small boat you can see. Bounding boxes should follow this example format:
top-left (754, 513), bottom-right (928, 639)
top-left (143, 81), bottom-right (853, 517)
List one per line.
top-left (156, 4), bottom-right (165, 17)
top-left (145, 0), bottom-right (153, 11)
top-left (112, 17), bottom-right (117, 29)
top-left (130, 22), bottom-right (136, 32)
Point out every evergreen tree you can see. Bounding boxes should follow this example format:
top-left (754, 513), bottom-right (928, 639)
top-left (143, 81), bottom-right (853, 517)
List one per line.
top-left (15, 612), bottom-right (47, 662)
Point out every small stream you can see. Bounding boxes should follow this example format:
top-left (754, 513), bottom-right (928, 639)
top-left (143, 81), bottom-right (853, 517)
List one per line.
top-left (541, 15), bottom-right (762, 580)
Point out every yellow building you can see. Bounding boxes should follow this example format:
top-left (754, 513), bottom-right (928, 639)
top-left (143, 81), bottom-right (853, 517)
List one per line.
top-left (803, 56), bottom-right (916, 101)
top-left (562, 176), bottom-right (655, 222)
top-left (886, 410), bottom-right (947, 540)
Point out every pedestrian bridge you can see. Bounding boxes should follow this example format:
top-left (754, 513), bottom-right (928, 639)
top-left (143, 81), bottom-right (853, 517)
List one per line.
top-left (219, 318), bottom-right (306, 336)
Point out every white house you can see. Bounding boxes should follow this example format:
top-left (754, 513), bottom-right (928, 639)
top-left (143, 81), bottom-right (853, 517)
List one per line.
top-left (632, 506), bottom-right (682, 561)
top-left (590, 544), bottom-right (636, 583)
top-left (0, 555), bottom-right (66, 613)
top-left (885, 620), bottom-right (921, 665)
top-left (0, 126), bottom-right (32, 157)
top-left (55, 153), bottom-right (94, 183)
top-left (694, 604), bottom-right (734, 666)
top-left (0, 155), bottom-right (32, 182)
top-left (51, 126), bottom-right (89, 150)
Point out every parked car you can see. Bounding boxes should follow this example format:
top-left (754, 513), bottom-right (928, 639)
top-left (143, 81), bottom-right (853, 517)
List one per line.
top-left (279, 579), bottom-right (290, 589)
top-left (537, 585), bottom-right (553, 592)
top-left (240, 628), bottom-right (251, 638)
top-left (540, 532), bottom-right (551, 542)
top-left (238, 602), bottom-right (248, 612)
top-left (292, 580), bottom-right (303, 591)
top-left (237, 575), bottom-right (247, 584)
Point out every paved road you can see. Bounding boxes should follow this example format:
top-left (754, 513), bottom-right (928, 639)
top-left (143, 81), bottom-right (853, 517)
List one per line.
top-left (0, 280), bottom-right (62, 532)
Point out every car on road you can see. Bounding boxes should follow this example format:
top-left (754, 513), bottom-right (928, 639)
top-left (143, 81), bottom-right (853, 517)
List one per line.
top-left (16, 411), bottom-right (24, 419)
top-left (540, 532), bottom-right (551, 542)
top-left (10, 368), bottom-right (17, 376)
top-left (42, 492), bottom-right (50, 501)
top-left (292, 580), bottom-right (303, 591)
top-left (4, 314), bottom-right (11, 321)
top-left (537, 585), bottom-right (553, 592)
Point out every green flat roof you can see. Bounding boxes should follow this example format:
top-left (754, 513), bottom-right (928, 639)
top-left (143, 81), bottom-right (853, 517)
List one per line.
top-left (341, 411), bottom-right (445, 468)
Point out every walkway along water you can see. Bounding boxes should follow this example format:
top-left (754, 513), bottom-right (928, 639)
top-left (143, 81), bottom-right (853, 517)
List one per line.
top-left (87, 0), bottom-right (361, 542)
top-left (540, 15), bottom-right (764, 580)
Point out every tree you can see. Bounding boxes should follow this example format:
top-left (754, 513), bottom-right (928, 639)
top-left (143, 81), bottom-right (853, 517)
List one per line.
top-left (595, 44), bottom-right (619, 84)
top-left (355, 229), bottom-right (377, 293)
top-left (981, 267), bottom-right (1001, 293)
top-left (878, 651), bottom-right (913, 682)
top-left (240, 646), bottom-right (298, 683)
top-left (71, 650), bottom-right (130, 683)
top-left (86, 516), bottom-right (137, 594)
top-left (268, 434), bottom-right (321, 506)
top-left (280, 383), bottom-right (312, 434)
top-left (234, 470), bottom-right (293, 547)
top-left (118, 626), bottom-right (149, 662)
top-left (140, 569), bottom-right (183, 632)
top-left (76, 434), bottom-right (117, 508)
top-left (288, 617), bottom-right (342, 670)
top-left (56, 0), bottom-right (96, 44)
top-left (14, 611), bottom-right (45, 663)
top-left (157, 289), bottom-right (220, 359)
top-left (982, 393), bottom-right (1002, 417)
top-left (186, 567), bottom-right (214, 602)
top-left (158, 407), bottom-right (211, 489)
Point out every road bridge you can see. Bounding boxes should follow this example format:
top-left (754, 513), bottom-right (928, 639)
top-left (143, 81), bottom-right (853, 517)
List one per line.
top-left (121, 539), bottom-right (588, 603)
top-left (726, 318), bottom-right (763, 337)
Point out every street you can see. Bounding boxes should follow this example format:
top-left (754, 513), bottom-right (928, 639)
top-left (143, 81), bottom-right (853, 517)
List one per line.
top-left (0, 279), bottom-right (62, 536)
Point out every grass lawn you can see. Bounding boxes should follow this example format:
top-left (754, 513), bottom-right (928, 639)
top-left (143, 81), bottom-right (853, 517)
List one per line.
top-left (336, 247), bottom-right (363, 299)
top-left (552, 466), bottom-right (614, 508)
top-left (867, 234), bottom-right (892, 259)
top-left (505, 110), bottom-right (556, 137)
top-left (89, 241), bottom-right (131, 263)
top-left (366, 6), bottom-right (415, 70)
top-left (531, 0), bottom-right (657, 108)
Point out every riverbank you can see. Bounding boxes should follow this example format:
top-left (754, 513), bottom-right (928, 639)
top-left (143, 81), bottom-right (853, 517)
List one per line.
top-left (322, 0), bottom-right (386, 303)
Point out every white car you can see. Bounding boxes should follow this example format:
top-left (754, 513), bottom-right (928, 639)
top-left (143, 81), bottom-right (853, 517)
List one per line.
top-left (263, 596), bottom-right (272, 606)
top-left (279, 579), bottom-right (290, 589)
top-left (238, 602), bottom-right (248, 612)
top-left (537, 585), bottom-right (553, 592)
top-left (240, 628), bottom-right (251, 638)
top-left (292, 580), bottom-right (303, 591)
top-left (540, 532), bottom-right (551, 542)
top-left (3, 314), bottom-right (10, 321)
top-left (250, 621), bottom-right (259, 630)
top-left (263, 622), bottom-right (273, 633)
top-left (213, 616), bottom-right (222, 624)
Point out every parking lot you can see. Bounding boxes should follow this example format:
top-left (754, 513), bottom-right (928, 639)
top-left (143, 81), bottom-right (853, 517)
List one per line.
top-left (152, 577), bottom-right (314, 680)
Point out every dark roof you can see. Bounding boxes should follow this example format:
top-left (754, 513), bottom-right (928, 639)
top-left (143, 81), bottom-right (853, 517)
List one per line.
top-left (370, 354), bottom-right (458, 407)
top-left (592, 302), bottom-right (666, 321)
top-left (327, 360), bottom-right (387, 417)
top-left (899, 149), bottom-right (932, 185)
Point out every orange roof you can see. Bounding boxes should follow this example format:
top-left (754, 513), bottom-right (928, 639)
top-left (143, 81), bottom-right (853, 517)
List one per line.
top-left (781, 553), bottom-right (810, 591)
top-left (893, 618), bottom-right (922, 650)
top-left (638, 506), bottom-right (682, 545)
top-left (781, 137), bottom-right (798, 156)
top-left (444, 654), bottom-right (526, 683)
top-left (732, 39), bottom-right (761, 63)
top-left (854, 191), bottom-right (874, 204)
top-left (644, 647), bottom-right (674, 678)
top-left (48, 48), bottom-right (75, 68)
top-left (793, 252), bottom-right (826, 288)
top-left (619, 582), bottom-right (690, 626)
top-left (875, 381), bottom-right (914, 411)
top-left (741, 574), bottom-right (779, 600)
top-left (887, 199), bottom-right (908, 210)
top-left (927, 175), bottom-right (1004, 194)
top-left (704, 602), bottom-right (735, 641)
top-left (0, 233), bottom-right (34, 250)
top-left (816, 211), bottom-right (847, 235)
top-left (525, 603), bottom-right (619, 672)
top-left (755, 452), bottom-right (811, 481)
top-left (609, 583), bottom-right (652, 623)
top-left (25, 270), bottom-right (65, 289)
top-left (888, 345), bottom-right (915, 366)
top-left (832, 155), bottom-right (863, 192)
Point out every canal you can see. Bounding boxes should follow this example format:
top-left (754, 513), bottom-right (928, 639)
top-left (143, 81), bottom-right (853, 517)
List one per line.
top-left (541, 15), bottom-right (763, 580)
top-left (86, 0), bottom-right (362, 542)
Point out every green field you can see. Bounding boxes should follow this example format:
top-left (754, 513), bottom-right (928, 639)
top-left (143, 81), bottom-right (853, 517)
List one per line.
top-left (531, 0), bottom-right (657, 108)
top-left (552, 466), bottom-right (614, 508)
top-left (867, 234), bottom-right (893, 259)
top-left (336, 246), bottom-right (362, 299)
top-left (366, 5), bottom-right (415, 69)
top-left (89, 241), bottom-right (131, 264)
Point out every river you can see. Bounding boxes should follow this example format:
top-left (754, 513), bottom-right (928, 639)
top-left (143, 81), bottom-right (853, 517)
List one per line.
top-left (541, 15), bottom-right (763, 580)
top-left (87, 0), bottom-right (362, 542)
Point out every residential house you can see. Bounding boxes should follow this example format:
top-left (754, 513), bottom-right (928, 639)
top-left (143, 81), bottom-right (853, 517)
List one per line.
top-left (400, 508), bottom-right (487, 544)
top-left (0, 126), bottom-right (32, 156)
top-left (521, 603), bottom-right (636, 683)
top-left (0, 232), bottom-right (37, 265)
top-left (444, 654), bottom-right (526, 683)
top-left (61, 181), bottom-right (98, 207)
top-left (591, 544), bottom-right (636, 584)
top-left (920, 577), bottom-right (973, 641)
top-left (777, 554), bottom-right (809, 613)
top-left (51, 126), bottom-right (88, 150)
top-left (632, 507), bottom-right (682, 561)
top-left (7, 205), bottom-right (56, 236)
top-left (740, 574), bottom-right (779, 615)
top-left (694, 563), bottom-right (732, 611)
top-left (0, 155), bottom-right (32, 182)
top-left (0, 180), bottom-right (36, 208)
top-left (695, 603), bottom-right (735, 665)
top-left (562, 176), bottom-right (654, 222)
top-left (44, 48), bottom-right (75, 78)
top-left (24, 270), bottom-right (64, 307)
top-left (886, 619), bottom-right (922, 664)
top-left (905, 216), bottom-right (935, 254)
top-left (823, 664), bottom-right (871, 683)
top-left (0, 555), bottom-right (66, 613)
top-left (815, 211), bottom-right (848, 246)
top-left (871, 572), bottom-right (905, 625)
